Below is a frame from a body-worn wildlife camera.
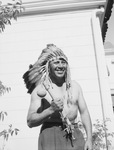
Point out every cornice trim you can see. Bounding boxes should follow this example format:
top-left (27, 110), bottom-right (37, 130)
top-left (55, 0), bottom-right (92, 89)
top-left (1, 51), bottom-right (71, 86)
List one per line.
top-left (20, 0), bottom-right (106, 17)
top-left (105, 49), bottom-right (114, 55)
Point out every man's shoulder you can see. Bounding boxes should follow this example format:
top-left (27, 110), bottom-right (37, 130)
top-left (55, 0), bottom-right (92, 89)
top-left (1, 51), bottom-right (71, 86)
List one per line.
top-left (71, 80), bottom-right (81, 89)
top-left (31, 83), bottom-right (47, 98)
top-left (71, 80), bottom-right (82, 94)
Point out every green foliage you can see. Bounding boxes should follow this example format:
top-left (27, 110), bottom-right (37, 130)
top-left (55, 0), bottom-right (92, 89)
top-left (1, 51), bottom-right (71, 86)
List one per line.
top-left (0, 81), bottom-right (19, 149)
top-left (0, 124), bottom-right (19, 141)
top-left (0, 0), bottom-right (24, 32)
top-left (92, 118), bottom-right (114, 150)
top-left (0, 111), bottom-right (7, 121)
top-left (79, 118), bottom-right (114, 150)
top-left (0, 1), bottom-right (23, 149)
top-left (0, 81), bottom-right (11, 96)
top-left (0, 111), bottom-right (20, 148)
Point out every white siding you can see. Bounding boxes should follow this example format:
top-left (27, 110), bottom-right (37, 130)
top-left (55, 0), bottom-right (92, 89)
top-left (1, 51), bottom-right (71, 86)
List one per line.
top-left (0, 11), bottom-right (107, 150)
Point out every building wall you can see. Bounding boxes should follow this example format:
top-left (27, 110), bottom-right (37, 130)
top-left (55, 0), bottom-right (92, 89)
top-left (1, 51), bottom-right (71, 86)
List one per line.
top-left (105, 50), bottom-right (114, 90)
top-left (0, 10), bottom-right (113, 150)
top-left (105, 49), bottom-right (114, 109)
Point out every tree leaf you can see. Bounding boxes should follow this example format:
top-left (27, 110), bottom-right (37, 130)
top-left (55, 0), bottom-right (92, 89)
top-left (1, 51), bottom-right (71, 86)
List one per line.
top-left (11, 130), bottom-right (14, 136)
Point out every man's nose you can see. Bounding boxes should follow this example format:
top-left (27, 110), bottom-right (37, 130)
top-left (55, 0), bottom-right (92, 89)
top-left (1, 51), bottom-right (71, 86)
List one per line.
top-left (58, 62), bottom-right (63, 68)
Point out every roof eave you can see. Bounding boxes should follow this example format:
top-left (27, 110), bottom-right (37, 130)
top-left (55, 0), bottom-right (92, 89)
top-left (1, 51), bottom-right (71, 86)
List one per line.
top-left (20, 0), bottom-right (106, 17)
top-left (101, 0), bottom-right (114, 42)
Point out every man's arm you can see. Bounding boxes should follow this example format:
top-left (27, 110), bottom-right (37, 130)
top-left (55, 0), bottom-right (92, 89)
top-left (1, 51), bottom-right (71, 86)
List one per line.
top-left (27, 85), bottom-right (64, 128)
top-left (27, 86), bottom-right (54, 128)
top-left (77, 83), bottom-right (92, 150)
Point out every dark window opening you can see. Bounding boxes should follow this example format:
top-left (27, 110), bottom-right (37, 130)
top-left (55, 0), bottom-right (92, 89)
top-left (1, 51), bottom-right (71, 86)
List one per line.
top-left (111, 94), bottom-right (114, 112)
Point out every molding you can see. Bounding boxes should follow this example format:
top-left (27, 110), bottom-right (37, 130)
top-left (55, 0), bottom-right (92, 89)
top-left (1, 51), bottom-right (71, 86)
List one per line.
top-left (92, 7), bottom-right (104, 17)
top-left (20, 0), bottom-right (106, 17)
top-left (105, 49), bottom-right (114, 56)
top-left (111, 89), bottom-right (114, 95)
top-left (91, 9), bottom-right (114, 139)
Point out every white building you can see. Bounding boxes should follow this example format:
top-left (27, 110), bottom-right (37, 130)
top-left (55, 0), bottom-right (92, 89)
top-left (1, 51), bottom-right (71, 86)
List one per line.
top-left (105, 48), bottom-right (114, 111)
top-left (0, 0), bottom-right (114, 150)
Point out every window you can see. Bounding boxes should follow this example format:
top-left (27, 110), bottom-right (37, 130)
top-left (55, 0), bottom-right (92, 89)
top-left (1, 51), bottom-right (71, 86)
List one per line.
top-left (111, 92), bottom-right (114, 112)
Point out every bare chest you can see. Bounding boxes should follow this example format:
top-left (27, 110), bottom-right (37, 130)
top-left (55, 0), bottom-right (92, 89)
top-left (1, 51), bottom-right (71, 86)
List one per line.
top-left (44, 86), bottom-right (79, 121)
top-left (45, 86), bottom-right (78, 104)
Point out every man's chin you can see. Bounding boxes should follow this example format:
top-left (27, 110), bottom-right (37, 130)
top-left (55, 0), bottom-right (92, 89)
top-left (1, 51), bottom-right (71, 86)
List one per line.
top-left (55, 74), bottom-right (65, 78)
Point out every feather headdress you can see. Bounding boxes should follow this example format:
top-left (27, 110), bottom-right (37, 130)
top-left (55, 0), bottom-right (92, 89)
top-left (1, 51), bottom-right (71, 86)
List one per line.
top-left (23, 44), bottom-right (71, 94)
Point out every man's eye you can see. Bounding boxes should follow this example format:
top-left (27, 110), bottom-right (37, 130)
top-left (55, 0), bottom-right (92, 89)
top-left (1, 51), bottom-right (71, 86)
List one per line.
top-left (54, 61), bottom-right (59, 64)
top-left (61, 61), bottom-right (66, 64)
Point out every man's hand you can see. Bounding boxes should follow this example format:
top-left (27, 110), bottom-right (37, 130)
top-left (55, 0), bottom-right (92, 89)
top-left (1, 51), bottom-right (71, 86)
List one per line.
top-left (84, 139), bottom-right (92, 150)
top-left (50, 98), bottom-right (63, 111)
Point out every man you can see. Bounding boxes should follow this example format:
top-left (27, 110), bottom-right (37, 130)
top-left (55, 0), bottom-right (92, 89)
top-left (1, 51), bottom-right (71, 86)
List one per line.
top-left (23, 44), bottom-right (92, 150)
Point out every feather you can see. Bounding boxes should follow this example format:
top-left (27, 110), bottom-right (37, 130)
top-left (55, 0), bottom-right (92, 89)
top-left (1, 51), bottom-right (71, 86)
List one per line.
top-left (22, 44), bottom-right (70, 94)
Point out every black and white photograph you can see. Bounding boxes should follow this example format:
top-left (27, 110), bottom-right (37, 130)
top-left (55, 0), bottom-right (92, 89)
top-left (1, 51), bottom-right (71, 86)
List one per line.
top-left (0, 0), bottom-right (114, 150)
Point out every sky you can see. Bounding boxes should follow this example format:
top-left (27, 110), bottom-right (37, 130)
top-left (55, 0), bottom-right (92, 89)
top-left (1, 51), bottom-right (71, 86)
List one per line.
top-left (105, 4), bottom-right (114, 48)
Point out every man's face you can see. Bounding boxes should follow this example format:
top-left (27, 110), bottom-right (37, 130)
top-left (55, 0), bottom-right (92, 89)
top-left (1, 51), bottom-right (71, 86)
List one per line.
top-left (49, 58), bottom-right (67, 79)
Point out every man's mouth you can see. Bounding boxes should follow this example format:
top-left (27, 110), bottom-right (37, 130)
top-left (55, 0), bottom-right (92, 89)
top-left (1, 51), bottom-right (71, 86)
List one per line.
top-left (56, 68), bottom-right (65, 71)
top-left (56, 68), bottom-right (65, 74)
top-left (57, 70), bottom-right (64, 73)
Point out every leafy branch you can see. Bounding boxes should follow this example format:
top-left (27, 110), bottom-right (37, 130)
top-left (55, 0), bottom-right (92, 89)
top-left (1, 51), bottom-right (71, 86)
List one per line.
top-left (0, 81), bottom-right (19, 149)
top-left (0, 81), bottom-right (11, 96)
top-left (78, 118), bottom-right (114, 150)
top-left (0, 124), bottom-right (19, 141)
top-left (0, 111), bottom-right (8, 121)
top-left (0, 0), bottom-right (24, 32)
top-left (92, 118), bottom-right (114, 150)
top-left (0, 1), bottom-right (23, 149)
